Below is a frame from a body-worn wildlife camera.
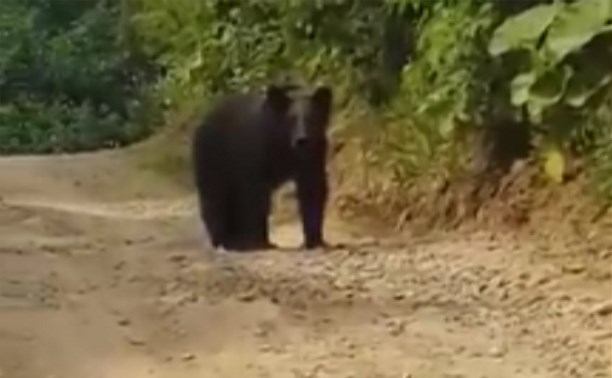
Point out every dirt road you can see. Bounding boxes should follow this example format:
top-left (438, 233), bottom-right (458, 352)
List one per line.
top-left (0, 148), bottom-right (610, 378)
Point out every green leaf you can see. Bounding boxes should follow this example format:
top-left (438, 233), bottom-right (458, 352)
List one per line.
top-left (564, 61), bottom-right (612, 107)
top-left (489, 3), bottom-right (559, 56)
top-left (526, 65), bottom-right (573, 123)
top-left (545, 0), bottom-right (612, 62)
top-left (510, 71), bottom-right (537, 106)
top-left (526, 100), bottom-right (545, 124)
top-left (543, 146), bottom-right (565, 183)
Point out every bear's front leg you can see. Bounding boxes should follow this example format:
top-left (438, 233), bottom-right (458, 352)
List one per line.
top-left (296, 171), bottom-right (329, 250)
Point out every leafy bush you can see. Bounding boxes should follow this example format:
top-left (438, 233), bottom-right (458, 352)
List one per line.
top-left (376, 1), bottom-right (495, 182)
top-left (0, 98), bottom-right (153, 153)
top-left (131, 0), bottom-right (388, 106)
top-left (488, 0), bottom-right (612, 182)
top-left (0, 0), bottom-right (162, 154)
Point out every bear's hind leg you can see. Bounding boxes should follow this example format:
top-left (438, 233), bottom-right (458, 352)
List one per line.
top-left (198, 182), bottom-right (234, 251)
top-left (221, 194), bottom-right (249, 251)
top-left (200, 200), bottom-right (228, 249)
top-left (230, 183), bottom-right (275, 251)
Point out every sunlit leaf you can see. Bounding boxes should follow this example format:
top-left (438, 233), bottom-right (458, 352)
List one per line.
top-left (489, 3), bottom-right (559, 56)
top-left (510, 71), bottom-right (537, 106)
top-left (565, 59), bottom-right (612, 107)
top-left (545, 0), bottom-right (611, 62)
top-left (527, 65), bottom-right (573, 122)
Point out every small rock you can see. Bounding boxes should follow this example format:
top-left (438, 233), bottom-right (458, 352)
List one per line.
top-left (518, 271), bottom-right (530, 280)
top-left (488, 345), bottom-right (506, 358)
top-left (253, 328), bottom-right (267, 338)
top-left (291, 310), bottom-right (307, 320)
top-left (478, 283), bottom-right (488, 293)
top-left (519, 327), bottom-right (532, 335)
top-left (238, 291), bottom-right (257, 302)
top-left (590, 300), bottom-right (612, 316)
top-left (181, 353), bottom-right (195, 361)
top-left (535, 275), bottom-right (552, 286)
top-left (491, 276), bottom-right (507, 288)
top-left (128, 276), bottom-right (140, 283)
top-left (126, 335), bottom-right (146, 346)
top-left (161, 281), bottom-right (180, 295)
top-left (562, 264), bottom-right (586, 274)
top-left (345, 340), bottom-right (357, 351)
top-left (499, 288), bottom-right (510, 301)
top-left (186, 292), bottom-right (199, 303)
top-left (386, 319), bottom-right (405, 336)
top-left (117, 318), bottom-right (131, 327)
top-left (343, 290), bottom-right (355, 300)
top-left (169, 254), bottom-right (187, 263)
top-left (393, 292), bottom-right (406, 301)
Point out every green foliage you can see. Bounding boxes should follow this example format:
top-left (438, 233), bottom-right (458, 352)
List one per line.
top-left (379, 1), bottom-right (495, 182)
top-left (489, 3), bottom-right (560, 56)
top-left (130, 0), bottom-right (612, 204)
top-left (132, 0), bottom-right (287, 102)
top-left (131, 0), bottom-right (386, 106)
top-left (592, 136), bottom-right (612, 202)
top-left (489, 0), bottom-right (612, 181)
top-left (0, 0), bottom-right (161, 154)
top-left (0, 101), bottom-right (133, 153)
top-left (587, 87), bottom-right (612, 201)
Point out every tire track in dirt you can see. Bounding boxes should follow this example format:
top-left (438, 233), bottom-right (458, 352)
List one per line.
top-left (2, 198), bottom-right (194, 220)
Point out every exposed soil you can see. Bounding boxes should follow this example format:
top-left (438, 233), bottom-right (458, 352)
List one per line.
top-left (0, 145), bottom-right (610, 378)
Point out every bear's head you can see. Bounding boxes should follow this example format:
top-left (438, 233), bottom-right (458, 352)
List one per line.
top-left (263, 84), bottom-right (333, 149)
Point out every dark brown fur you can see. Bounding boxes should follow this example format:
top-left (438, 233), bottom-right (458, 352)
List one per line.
top-left (191, 84), bottom-right (333, 251)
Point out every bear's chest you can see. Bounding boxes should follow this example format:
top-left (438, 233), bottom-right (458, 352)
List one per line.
top-left (264, 146), bottom-right (297, 186)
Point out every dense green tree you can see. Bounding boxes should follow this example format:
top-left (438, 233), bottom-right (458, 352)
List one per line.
top-left (0, 0), bottom-right (161, 153)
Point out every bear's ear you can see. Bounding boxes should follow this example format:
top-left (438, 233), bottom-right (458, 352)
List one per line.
top-left (265, 85), bottom-right (291, 113)
top-left (311, 85), bottom-right (333, 127)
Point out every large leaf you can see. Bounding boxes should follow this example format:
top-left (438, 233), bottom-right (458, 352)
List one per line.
top-left (510, 71), bottom-right (537, 106)
top-left (545, 0), bottom-right (612, 62)
top-left (526, 65), bottom-right (573, 123)
top-left (564, 58), bottom-right (612, 107)
top-left (489, 3), bottom-right (559, 56)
